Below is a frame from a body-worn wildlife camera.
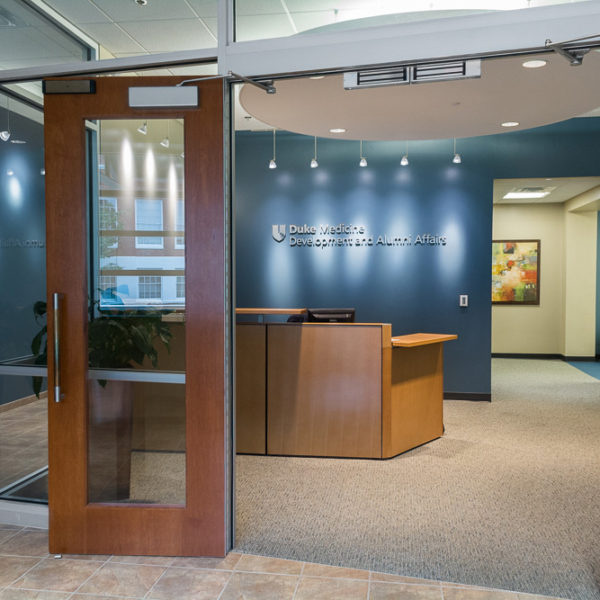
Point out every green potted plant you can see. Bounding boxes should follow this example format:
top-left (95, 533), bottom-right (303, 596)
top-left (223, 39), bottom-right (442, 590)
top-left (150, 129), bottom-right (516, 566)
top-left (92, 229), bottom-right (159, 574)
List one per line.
top-left (30, 298), bottom-right (172, 396)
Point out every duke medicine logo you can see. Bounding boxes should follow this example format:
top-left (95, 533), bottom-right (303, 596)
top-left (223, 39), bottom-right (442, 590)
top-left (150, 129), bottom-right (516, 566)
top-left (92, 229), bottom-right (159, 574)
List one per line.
top-left (272, 224), bottom-right (286, 243)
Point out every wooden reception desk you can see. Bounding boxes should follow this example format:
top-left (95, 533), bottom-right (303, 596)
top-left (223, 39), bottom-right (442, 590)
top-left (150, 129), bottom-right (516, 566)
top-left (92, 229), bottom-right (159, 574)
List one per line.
top-left (236, 319), bottom-right (456, 459)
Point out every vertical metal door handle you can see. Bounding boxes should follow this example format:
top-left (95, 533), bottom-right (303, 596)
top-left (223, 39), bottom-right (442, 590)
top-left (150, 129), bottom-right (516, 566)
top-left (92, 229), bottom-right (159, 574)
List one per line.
top-left (53, 292), bottom-right (62, 403)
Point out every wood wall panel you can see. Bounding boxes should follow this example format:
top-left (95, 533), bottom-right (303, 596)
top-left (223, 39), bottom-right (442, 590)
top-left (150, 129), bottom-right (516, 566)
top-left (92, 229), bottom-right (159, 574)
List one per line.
top-left (236, 324), bottom-right (266, 454)
top-left (267, 324), bottom-right (382, 458)
top-left (44, 76), bottom-right (227, 556)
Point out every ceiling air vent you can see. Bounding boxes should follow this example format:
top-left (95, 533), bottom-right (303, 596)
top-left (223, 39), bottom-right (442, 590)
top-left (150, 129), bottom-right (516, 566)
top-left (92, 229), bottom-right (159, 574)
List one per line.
top-left (344, 60), bottom-right (480, 90)
top-left (343, 67), bottom-right (409, 90)
top-left (412, 59), bottom-right (481, 83)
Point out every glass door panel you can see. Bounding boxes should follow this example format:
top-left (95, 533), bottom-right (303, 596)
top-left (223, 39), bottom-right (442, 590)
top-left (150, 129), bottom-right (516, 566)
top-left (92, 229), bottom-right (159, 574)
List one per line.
top-left (87, 119), bottom-right (186, 505)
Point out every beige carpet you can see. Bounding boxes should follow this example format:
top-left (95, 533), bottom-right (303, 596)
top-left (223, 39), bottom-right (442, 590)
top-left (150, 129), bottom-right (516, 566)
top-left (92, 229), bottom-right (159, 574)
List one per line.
top-left (234, 359), bottom-right (600, 600)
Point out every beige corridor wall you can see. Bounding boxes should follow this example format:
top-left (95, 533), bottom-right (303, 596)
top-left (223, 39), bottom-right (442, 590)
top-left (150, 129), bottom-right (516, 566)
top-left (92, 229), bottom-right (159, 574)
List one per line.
top-left (563, 200), bottom-right (598, 357)
top-left (492, 204), bottom-right (564, 354)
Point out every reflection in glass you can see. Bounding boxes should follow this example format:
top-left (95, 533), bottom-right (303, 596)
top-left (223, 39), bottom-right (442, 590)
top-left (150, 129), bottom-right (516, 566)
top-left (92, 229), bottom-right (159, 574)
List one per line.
top-left (234, 0), bottom-right (590, 42)
top-left (0, 376), bottom-right (48, 503)
top-left (87, 119), bottom-right (186, 505)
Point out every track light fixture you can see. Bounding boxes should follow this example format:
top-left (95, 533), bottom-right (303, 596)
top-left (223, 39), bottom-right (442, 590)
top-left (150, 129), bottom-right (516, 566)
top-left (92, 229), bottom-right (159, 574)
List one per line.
top-left (400, 141), bottom-right (409, 166)
top-left (269, 129), bottom-right (277, 169)
top-left (452, 138), bottom-right (462, 164)
top-left (1, 98), bottom-right (10, 142)
top-left (160, 121), bottom-right (170, 148)
top-left (310, 136), bottom-right (319, 168)
top-left (359, 140), bottom-right (367, 167)
top-left (137, 121), bottom-right (147, 135)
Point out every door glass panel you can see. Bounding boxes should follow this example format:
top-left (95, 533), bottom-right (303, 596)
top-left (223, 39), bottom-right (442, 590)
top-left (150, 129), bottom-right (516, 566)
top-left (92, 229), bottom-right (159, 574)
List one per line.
top-left (87, 119), bottom-right (186, 505)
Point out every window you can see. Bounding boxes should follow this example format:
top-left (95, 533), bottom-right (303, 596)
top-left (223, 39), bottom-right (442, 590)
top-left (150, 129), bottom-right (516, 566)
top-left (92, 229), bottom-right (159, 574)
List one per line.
top-left (138, 276), bottom-right (162, 299)
top-left (99, 197), bottom-right (118, 250)
top-left (98, 275), bottom-right (116, 293)
top-left (176, 275), bottom-right (185, 299)
top-left (135, 198), bottom-right (163, 248)
top-left (175, 200), bottom-right (185, 249)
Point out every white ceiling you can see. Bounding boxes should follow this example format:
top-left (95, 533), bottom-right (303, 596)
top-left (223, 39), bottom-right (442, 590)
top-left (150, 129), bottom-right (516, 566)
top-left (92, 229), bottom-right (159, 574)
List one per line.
top-left (239, 50), bottom-right (600, 140)
top-left (2, 1), bottom-right (600, 139)
top-left (493, 177), bottom-right (600, 204)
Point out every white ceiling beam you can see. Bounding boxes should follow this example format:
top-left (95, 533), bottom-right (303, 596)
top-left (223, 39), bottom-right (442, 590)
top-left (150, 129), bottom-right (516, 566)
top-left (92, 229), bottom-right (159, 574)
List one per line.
top-left (0, 49), bottom-right (217, 84)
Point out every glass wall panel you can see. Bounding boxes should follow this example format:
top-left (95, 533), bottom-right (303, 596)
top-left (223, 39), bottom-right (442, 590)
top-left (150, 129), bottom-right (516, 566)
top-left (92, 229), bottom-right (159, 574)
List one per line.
top-left (0, 376), bottom-right (47, 503)
top-left (87, 119), bottom-right (186, 505)
top-left (234, 0), bottom-right (592, 42)
top-left (0, 93), bottom-right (46, 373)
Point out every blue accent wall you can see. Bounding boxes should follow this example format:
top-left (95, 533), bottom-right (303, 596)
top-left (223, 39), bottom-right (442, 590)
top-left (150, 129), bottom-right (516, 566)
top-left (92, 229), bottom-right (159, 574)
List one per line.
top-left (0, 108), bottom-right (46, 405)
top-left (236, 118), bottom-right (600, 395)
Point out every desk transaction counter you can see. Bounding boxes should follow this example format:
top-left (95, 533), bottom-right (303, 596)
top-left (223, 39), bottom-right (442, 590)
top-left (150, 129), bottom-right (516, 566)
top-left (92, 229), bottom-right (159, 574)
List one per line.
top-left (236, 311), bottom-right (457, 459)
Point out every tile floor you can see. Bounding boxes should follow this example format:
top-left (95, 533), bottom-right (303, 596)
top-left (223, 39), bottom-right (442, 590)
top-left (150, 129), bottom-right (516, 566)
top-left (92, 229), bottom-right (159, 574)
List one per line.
top-left (0, 524), bottom-right (565, 600)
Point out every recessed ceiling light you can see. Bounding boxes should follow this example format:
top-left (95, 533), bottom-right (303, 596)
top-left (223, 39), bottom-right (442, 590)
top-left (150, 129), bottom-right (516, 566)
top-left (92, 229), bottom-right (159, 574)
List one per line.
top-left (501, 121), bottom-right (519, 127)
top-left (329, 128), bottom-right (346, 133)
top-left (10, 139), bottom-right (26, 144)
top-left (503, 191), bottom-right (550, 199)
top-left (522, 59), bottom-right (547, 69)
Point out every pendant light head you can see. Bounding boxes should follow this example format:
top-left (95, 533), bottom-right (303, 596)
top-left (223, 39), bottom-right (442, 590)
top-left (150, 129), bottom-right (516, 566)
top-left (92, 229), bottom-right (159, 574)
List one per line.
top-left (359, 140), bottom-right (367, 167)
top-left (1, 99), bottom-right (11, 142)
top-left (400, 155), bottom-right (409, 166)
top-left (310, 136), bottom-right (319, 168)
top-left (269, 128), bottom-right (277, 169)
top-left (160, 136), bottom-right (170, 148)
top-left (137, 121), bottom-right (147, 135)
top-left (452, 138), bottom-right (461, 164)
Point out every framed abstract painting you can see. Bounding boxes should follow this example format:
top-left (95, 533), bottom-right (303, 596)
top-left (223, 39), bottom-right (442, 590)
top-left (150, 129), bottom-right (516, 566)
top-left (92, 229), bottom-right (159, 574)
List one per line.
top-left (492, 240), bottom-right (540, 305)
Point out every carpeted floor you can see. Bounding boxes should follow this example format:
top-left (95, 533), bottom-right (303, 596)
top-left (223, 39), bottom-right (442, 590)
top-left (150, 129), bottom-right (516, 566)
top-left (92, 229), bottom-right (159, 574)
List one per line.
top-left (234, 358), bottom-right (600, 600)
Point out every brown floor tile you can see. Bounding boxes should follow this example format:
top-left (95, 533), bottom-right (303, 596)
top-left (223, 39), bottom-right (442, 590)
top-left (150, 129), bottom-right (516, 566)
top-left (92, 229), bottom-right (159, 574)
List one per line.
top-left (303, 563), bottom-right (369, 580)
top-left (235, 554), bottom-right (303, 575)
top-left (147, 567), bottom-right (231, 599)
top-left (516, 595), bottom-right (564, 600)
top-left (372, 573), bottom-right (442, 586)
top-left (0, 529), bottom-right (49, 557)
top-left (220, 572), bottom-right (298, 600)
top-left (443, 588), bottom-right (518, 600)
top-left (70, 594), bottom-right (140, 600)
top-left (0, 556), bottom-right (41, 587)
top-left (0, 590), bottom-right (71, 600)
top-left (295, 576), bottom-right (369, 600)
top-left (171, 552), bottom-right (242, 570)
top-left (60, 554), bottom-right (110, 562)
top-left (370, 582), bottom-right (443, 599)
top-left (77, 562), bottom-right (165, 597)
top-left (11, 558), bottom-right (104, 592)
top-left (0, 530), bottom-right (20, 544)
top-left (517, 594), bottom-right (564, 600)
top-left (109, 555), bottom-right (174, 566)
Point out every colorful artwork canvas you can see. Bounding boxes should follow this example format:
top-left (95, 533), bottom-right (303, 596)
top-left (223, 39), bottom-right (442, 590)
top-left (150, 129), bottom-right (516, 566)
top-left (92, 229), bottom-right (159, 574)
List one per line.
top-left (492, 240), bottom-right (540, 304)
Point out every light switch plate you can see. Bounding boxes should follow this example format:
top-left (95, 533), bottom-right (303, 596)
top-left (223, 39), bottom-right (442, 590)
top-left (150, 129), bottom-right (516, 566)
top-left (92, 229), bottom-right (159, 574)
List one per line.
top-left (459, 295), bottom-right (468, 307)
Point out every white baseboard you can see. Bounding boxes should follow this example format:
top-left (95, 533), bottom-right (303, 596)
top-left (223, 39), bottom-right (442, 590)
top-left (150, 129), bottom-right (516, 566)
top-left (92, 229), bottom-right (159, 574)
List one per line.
top-left (0, 500), bottom-right (48, 529)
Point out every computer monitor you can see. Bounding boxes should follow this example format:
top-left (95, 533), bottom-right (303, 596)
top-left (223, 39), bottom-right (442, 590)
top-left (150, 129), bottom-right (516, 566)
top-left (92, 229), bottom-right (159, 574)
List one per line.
top-left (307, 308), bottom-right (355, 323)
